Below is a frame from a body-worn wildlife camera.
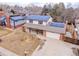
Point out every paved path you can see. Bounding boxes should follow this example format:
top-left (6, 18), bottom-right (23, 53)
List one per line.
top-left (32, 35), bottom-right (76, 56)
top-left (0, 47), bottom-right (17, 56)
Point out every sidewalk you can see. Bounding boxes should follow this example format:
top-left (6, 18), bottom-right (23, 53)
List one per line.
top-left (0, 47), bottom-right (17, 56)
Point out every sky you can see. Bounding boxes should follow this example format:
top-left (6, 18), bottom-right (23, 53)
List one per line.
top-left (0, 0), bottom-right (79, 7)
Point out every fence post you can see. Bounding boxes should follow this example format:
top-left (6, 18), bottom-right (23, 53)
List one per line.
top-left (6, 16), bottom-right (11, 28)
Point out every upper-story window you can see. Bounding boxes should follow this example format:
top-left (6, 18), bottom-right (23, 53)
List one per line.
top-left (39, 21), bottom-right (43, 24)
top-left (29, 20), bottom-right (33, 23)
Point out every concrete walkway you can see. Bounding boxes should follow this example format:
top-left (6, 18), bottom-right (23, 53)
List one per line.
top-left (0, 47), bottom-right (17, 56)
top-left (32, 35), bottom-right (76, 56)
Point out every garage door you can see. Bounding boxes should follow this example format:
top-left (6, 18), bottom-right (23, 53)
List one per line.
top-left (46, 32), bottom-right (60, 40)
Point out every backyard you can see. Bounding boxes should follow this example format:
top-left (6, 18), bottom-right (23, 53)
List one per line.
top-left (0, 27), bottom-right (12, 37)
top-left (0, 27), bottom-right (40, 56)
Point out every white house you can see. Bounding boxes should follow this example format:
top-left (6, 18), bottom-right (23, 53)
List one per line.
top-left (26, 15), bottom-right (52, 25)
top-left (24, 15), bottom-right (66, 40)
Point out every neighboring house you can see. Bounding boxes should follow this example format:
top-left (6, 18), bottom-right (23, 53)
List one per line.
top-left (25, 15), bottom-right (52, 35)
top-left (2, 16), bottom-right (26, 29)
top-left (0, 16), bottom-right (6, 21)
top-left (0, 16), bottom-right (6, 26)
top-left (26, 15), bottom-right (52, 25)
top-left (10, 16), bottom-right (26, 29)
top-left (0, 10), bottom-right (6, 26)
top-left (0, 15), bottom-right (26, 29)
top-left (25, 15), bottom-right (66, 40)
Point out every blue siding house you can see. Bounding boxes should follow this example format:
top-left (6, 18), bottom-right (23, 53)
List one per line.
top-left (10, 16), bottom-right (26, 28)
top-left (0, 16), bottom-right (6, 26)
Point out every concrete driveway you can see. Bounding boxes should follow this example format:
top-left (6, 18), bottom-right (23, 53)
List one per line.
top-left (32, 37), bottom-right (75, 56)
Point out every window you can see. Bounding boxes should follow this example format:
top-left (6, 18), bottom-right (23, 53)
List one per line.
top-left (26, 20), bottom-right (29, 23)
top-left (43, 22), bottom-right (46, 25)
top-left (39, 21), bottom-right (43, 24)
top-left (33, 21), bottom-right (38, 24)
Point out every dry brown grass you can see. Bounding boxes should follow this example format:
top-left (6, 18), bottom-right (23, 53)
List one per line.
top-left (0, 27), bottom-right (40, 56)
top-left (0, 27), bottom-right (12, 37)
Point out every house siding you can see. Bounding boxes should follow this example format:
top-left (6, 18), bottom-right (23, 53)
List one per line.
top-left (33, 21), bottom-right (38, 24)
top-left (43, 22), bottom-right (47, 25)
top-left (10, 20), bottom-right (26, 28)
top-left (26, 20), bottom-right (29, 23)
top-left (26, 20), bottom-right (47, 26)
